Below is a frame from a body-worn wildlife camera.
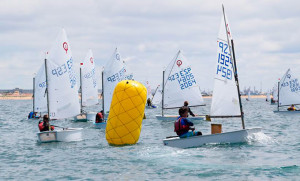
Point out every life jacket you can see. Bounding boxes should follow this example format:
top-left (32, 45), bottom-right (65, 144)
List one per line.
top-left (174, 117), bottom-right (190, 136)
top-left (287, 107), bottom-right (296, 111)
top-left (95, 112), bottom-right (104, 123)
top-left (38, 121), bottom-right (54, 132)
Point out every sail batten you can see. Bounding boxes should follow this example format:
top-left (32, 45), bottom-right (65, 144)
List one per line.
top-left (163, 50), bottom-right (204, 109)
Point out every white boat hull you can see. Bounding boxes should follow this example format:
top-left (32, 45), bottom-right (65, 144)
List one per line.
top-left (156, 115), bottom-right (205, 121)
top-left (37, 128), bottom-right (83, 143)
top-left (93, 122), bottom-right (106, 129)
top-left (163, 128), bottom-right (262, 149)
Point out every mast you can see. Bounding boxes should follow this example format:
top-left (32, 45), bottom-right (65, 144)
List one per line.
top-left (33, 77), bottom-right (35, 113)
top-left (162, 70), bottom-right (165, 117)
top-left (44, 58), bottom-right (50, 119)
top-left (102, 70), bottom-right (105, 119)
top-left (277, 81), bottom-right (280, 111)
top-left (222, 5), bottom-right (245, 129)
top-left (80, 66), bottom-right (83, 114)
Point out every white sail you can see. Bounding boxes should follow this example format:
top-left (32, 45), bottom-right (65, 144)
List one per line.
top-left (247, 91), bottom-right (251, 100)
top-left (163, 50), bottom-right (204, 108)
top-left (152, 85), bottom-right (162, 105)
top-left (103, 48), bottom-right (127, 113)
top-left (34, 64), bottom-right (47, 113)
top-left (46, 29), bottom-right (80, 119)
top-left (81, 50), bottom-right (98, 107)
top-left (210, 13), bottom-right (241, 116)
top-left (145, 80), bottom-right (152, 99)
top-left (278, 69), bottom-right (300, 106)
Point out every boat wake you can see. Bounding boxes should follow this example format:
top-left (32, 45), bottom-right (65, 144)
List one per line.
top-left (246, 132), bottom-right (275, 145)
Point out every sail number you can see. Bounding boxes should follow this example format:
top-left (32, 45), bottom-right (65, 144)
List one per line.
top-left (168, 67), bottom-right (197, 90)
top-left (84, 68), bottom-right (97, 88)
top-left (107, 67), bottom-right (126, 82)
top-left (39, 81), bottom-right (47, 88)
top-left (281, 78), bottom-right (300, 92)
top-left (216, 41), bottom-right (233, 80)
top-left (51, 58), bottom-right (77, 88)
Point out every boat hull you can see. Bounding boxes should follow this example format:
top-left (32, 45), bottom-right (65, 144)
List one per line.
top-left (163, 128), bottom-right (262, 149)
top-left (37, 128), bottom-right (83, 143)
top-left (156, 115), bottom-right (204, 121)
top-left (93, 122), bottom-right (106, 129)
top-left (146, 105), bottom-right (157, 109)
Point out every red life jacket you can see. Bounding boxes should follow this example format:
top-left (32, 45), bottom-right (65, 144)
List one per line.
top-left (38, 121), bottom-right (54, 132)
top-left (174, 117), bottom-right (190, 136)
top-left (38, 122), bottom-right (44, 132)
top-left (95, 112), bottom-right (104, 123)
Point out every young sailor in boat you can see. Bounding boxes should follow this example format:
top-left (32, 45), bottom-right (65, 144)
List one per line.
top-left (174, 106), bottom-right (202, 138)
top-left (271, 98), bottom-right (275, 104)
top-left (147, 98), bottom-right (152, 106)
top-left (38, 115), bottom-right (54, 132)
top-left (183, 101), bottom-right (195, 117)
top-left (95, 110), bottom-right (104, 123)
top-left (287, 104), bottom-right (297, 111)
top-left (28, 111), bottom-right (34, 119)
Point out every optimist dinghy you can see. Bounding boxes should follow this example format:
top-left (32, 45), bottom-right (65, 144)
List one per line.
top-left (273, 69), bottom-right (300, 113)
top-left (163, 6), bottom-right (261, 148)
top-left (155, 50), bottom-right (205, 121)
top-left (75, 50), bottom-right (99, 121)
top-left (37, 29), bottom-right (83, 143)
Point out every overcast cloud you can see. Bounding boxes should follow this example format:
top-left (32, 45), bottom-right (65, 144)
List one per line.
top-left (0, 0), bottom-right (300, 92)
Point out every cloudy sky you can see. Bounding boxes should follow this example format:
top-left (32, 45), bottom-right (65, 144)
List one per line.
top-left (0, 0), bottom-right (299, 92)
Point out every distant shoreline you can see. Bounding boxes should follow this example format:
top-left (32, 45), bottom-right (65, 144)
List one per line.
top-left (0, 94), bottom-right (269, 100)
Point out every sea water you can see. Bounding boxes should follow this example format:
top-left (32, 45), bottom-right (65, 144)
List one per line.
top-left (0, 99), bottom-right (299, 180)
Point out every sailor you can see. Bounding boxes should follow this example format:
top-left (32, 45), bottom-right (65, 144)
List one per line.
top-left (183, 101), bottom-right (195, 117)
top-left (174, 106), bottom-right (202, 138)
top-left (271, 98), bottom-right (275, 103)
top-left (147, 98), bottom-right (152, 106)
top-left (287, 104), bottom-right (297, 111)
top-left (38, 115), bottom-right (54, 132)
top-left (95, 110), bottom-right (104, 123)
top-left (28, 111), bottom-right (34, 119)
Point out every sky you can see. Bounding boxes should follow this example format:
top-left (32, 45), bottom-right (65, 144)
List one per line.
top-left (0, 0), bottom-right (300, 92)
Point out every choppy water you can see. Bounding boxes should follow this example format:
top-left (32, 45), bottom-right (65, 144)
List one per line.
top-left (0, 99), bottom-right (299, 180)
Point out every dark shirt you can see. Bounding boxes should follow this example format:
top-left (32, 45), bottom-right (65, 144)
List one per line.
top-left (188, 107), bottom-right (195, 117)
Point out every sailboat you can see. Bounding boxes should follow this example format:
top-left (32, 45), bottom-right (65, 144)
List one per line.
top-left (37, 29), bottom-right (83, 143)
top-left (273, 69), bottom-right (300, 113)
top-left (145, 80), bottom-right (157, 109)
top-left (163, 6), bottom-right (261, 148)
top-left (246, 91), bottom-right (250, 101)
top-left (75, 50), bottom-right (99, 121)
top-left (155, 50), bottom-right (205, 121)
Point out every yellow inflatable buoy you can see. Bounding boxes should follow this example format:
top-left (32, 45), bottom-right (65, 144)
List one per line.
top-left (105, 80), bottom-right (147, 145)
